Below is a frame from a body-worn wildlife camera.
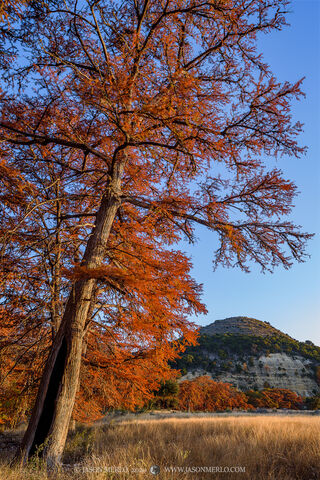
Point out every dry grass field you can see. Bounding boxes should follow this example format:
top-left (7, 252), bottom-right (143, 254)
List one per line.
top-left (0, 416), bottom-right (319, 479)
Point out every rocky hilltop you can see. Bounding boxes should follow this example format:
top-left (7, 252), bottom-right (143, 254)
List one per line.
top-left (174, 317), bottom-right (320, 397)
top-left (200, 316), bottom-right (291, 338)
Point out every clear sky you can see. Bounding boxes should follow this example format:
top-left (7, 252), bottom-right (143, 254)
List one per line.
top-left (180, 0), bottom-right (320, 346)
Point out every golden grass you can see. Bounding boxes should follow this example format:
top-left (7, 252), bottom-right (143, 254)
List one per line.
top-left (0, 416), bottom-right (319, 479)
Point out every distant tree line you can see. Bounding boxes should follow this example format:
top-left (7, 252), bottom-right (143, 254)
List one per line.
top-left (147, 376), bottom-right (319, 412)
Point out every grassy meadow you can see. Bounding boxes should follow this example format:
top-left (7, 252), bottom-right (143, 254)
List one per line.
top-left (0, 416), bottom-right (319, 479)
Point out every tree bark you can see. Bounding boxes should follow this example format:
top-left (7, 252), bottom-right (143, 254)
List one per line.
top-left (16, 169), bottom-right (123, 466)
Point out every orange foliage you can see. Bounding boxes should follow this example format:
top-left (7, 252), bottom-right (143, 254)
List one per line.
top-left (73, 244), bottom-right (206, 421)
top-left (0, 224), bottom-right (205, 424)
top-left (246, 388), bottom-right (302, 410)
top-left (0, 0), bottom-right (26, 20)
top-left (179, 376), bottom-right (249, 412)
top-left (0, 0), bottom-right (312, 426)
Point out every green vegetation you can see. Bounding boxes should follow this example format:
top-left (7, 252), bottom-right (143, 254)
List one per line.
top-left (200, 317), bottom-right (290, 338)
top-left (305, 395), bottom-right (320, 410)
top-left (147, 380), bottom-right (180, 409)
top-left (172, 333), bottom-right (320, 373)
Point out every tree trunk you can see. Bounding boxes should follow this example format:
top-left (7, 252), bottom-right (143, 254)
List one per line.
top-left (16, 170), bottom-right (124, 466)
top-left (69, 419), bottom-right (76, 433)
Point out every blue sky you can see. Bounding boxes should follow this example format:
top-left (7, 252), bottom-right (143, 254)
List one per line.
top-left (181, 0), bottom-right (320, 345)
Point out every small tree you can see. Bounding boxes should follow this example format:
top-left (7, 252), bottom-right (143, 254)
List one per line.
top-left (179, 376), bottom-right (249, 411)
top-left (246, 388), bottom-right (302, 409)
top-left (150, 380), bottom-right (180, 409)
top-left (305, 395), bottom-right (320, 410)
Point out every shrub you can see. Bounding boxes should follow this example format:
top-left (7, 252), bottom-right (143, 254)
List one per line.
top-left (304, 395), bottom-right (320, 410)
top-left (246, 388), bottom-right (302, 410)
top-left (179, 376), bottom-right (249, 411)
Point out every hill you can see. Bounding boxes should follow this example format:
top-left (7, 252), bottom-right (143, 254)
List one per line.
top-left (200, 316), bottom-right (292, 338)
top-left (173, 317), bottom-right (320, 397)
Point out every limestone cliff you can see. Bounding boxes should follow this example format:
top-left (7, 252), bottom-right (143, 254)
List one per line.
top-left (174, 317), bottom-right (320, 397)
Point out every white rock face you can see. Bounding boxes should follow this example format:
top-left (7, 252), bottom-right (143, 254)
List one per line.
top-left (181, 353), bottom-right (319, 397)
